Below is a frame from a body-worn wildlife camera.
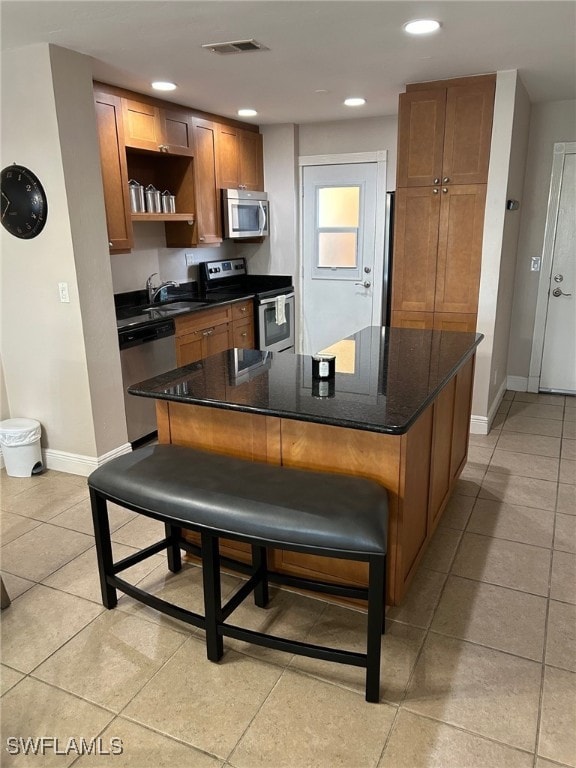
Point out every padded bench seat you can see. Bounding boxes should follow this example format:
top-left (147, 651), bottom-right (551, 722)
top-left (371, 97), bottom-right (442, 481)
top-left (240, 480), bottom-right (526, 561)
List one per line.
top-left (88, 444), bottom-right (389, 702)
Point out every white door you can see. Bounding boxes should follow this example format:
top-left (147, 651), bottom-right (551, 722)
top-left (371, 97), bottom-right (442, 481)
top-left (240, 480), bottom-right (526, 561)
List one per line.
top-left (540, 148), bottom-right (576, 393)
top-left (301, 162), bottom-right (381, 354)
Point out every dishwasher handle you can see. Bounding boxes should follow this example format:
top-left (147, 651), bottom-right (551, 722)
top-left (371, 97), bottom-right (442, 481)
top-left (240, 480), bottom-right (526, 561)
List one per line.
top-left (119, 320), bottom-right (175, 350)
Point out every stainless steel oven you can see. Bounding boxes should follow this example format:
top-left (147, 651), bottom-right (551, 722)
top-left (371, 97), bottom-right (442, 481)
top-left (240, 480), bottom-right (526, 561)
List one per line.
top-left (257, 293), bottom-right (295, 352)
top-left (199, 257), bottom-right (294, 353)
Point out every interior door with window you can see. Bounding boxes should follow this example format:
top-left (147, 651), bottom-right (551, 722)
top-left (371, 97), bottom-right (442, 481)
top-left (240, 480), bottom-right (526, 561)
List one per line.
top-left (301, 163), bottom-right (379, 354)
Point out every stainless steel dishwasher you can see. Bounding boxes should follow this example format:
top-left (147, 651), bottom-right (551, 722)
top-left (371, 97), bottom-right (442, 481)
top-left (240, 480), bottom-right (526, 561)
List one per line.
top-left (118, 320), bottom-right (176, 445)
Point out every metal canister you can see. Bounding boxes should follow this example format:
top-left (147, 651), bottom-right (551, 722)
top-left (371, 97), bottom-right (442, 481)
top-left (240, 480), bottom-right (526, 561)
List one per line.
top-left (161, 190), bottom-right (176, 214)
top-left (128, 179), bottom-right (145, 213)
top-left (145, 184), bottom-right (161, 213)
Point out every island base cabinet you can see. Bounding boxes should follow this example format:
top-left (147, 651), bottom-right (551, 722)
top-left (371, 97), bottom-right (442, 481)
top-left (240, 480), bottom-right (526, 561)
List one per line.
top-left (156, 355), bottom-right (475, 606)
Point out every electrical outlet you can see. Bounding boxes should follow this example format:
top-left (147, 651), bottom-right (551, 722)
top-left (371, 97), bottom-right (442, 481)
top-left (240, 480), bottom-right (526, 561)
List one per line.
top-left (185, 252), bottom-right (199, 267)
top-left (58, 282), bottom-right (70, 303)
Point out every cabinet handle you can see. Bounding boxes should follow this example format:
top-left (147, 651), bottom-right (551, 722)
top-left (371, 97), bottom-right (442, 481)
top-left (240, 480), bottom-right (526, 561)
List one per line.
top-left (240, 306), bottom-right (247, 312)
top-left (241, 332), bottom-right (247, 337)
top-left (433, 188), bottom-right (439, 194)
top-left (108, 241), bottom-right (113, 247)
top-left (443, 177), bottom-right (450, 183)
top-left (200, 236), bottom-right (205, 242)
top-left (442, 188), bottom-right (448, 193)
top-left (434, 178), bottom-right (440, 184)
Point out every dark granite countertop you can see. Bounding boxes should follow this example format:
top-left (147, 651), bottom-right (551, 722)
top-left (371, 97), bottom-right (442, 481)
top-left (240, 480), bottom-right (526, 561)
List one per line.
top-left (128, 326), bottom-right (483, 435)
top-left (115, 283), bottom-right (256, 331)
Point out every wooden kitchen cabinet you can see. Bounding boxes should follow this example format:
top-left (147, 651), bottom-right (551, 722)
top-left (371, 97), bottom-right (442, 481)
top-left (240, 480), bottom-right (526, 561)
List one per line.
top-left (434, 184), bottom-right (486, 315)
top-left (392, 74), bottom-right (494, 332)
top-left (392, 185), bottom-right (485, 319)
top-left (189, 118), bottom-right (222, 246)
top-left (217, 124), bottom-right (264, 190)
top-left (391, 187), bottom-right (440, 314)
top-left (93, 89), bottom-right (133, 252)
top-left (122, 98), bottom-right (195, 156)
top-left (397, 75), bottom-right (495, 188)
top-left (231, 300), bottom-right (255, 348)
top-left (175, 300), bottom-right (254, 366)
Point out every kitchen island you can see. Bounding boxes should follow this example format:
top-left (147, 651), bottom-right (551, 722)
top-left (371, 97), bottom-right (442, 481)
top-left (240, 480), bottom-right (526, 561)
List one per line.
top-left (129, 326), bottom-right (482, 605)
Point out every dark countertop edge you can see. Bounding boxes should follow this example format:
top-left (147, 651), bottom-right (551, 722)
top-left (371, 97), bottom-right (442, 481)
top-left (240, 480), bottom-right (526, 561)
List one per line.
top-left (128, 333), bottom-right (483, 436)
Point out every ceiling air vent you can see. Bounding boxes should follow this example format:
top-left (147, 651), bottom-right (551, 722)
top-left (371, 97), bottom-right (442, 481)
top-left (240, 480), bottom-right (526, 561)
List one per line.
top-left (201, 39), bottom-right (269, 55)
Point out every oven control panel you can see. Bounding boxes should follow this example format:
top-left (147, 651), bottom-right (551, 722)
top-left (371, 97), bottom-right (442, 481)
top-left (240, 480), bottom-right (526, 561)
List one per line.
top-left (203, 258), bottom-right (247, 281)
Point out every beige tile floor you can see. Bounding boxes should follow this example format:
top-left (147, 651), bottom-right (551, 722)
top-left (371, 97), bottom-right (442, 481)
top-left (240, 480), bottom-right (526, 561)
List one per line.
top-left (0, 391), bottom-right (575, 768)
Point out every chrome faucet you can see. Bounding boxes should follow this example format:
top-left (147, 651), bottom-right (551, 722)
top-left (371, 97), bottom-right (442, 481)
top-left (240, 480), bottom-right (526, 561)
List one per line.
top-left (146, 272), bottom-right (178, 303)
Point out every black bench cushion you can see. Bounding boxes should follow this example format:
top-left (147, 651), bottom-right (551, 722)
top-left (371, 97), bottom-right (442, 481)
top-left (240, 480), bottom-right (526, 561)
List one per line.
top-left (88, 444), bottom-right (388, 556)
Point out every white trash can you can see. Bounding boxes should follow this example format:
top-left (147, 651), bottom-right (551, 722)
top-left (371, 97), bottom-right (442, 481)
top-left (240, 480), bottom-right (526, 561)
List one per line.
top-left (0, 418), bottom-right (44, 477)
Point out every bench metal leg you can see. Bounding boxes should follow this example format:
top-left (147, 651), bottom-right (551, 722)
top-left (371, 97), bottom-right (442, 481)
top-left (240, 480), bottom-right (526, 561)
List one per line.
top-left (365, 554), bottom-right (386, 703)
top-left (165, 523), bottom-right (182, 573)
top-left (201, 531), bottom-right (224, 662)
top-left (251, 545), bottom-right (269, 608)
top-left (89, 488), bottom-right (117, 609)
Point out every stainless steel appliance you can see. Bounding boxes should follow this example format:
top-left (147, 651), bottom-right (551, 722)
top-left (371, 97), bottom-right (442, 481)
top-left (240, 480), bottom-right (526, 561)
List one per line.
top-left (118, 320), bottom-right (176, 445)
top-left (222, 189), bottom-right (269, 239)
top-left (199, 257), bottom-right (294, 352)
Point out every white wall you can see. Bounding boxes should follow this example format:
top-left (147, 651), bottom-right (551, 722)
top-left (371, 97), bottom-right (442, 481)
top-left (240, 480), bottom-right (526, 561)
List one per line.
top-left (1, 44), bottom-right (128, 472)
top-left (507, 99), bottom-right (576, 383)
top-left (299, 116), bottom-right (398, 190)
top-left (110, 224), bottom-right (237, 294)
top-left (472, 71), bottom-right (531, 431)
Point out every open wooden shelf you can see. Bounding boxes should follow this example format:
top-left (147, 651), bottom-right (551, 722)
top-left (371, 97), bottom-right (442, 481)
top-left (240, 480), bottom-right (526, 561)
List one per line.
top-left (131, 213), bottom-right (195, 222)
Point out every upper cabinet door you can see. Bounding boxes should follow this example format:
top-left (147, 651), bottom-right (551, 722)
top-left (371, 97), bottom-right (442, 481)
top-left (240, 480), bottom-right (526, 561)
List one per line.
top-left (192, 118), bottom-right (222, 245)
top-left (397, 90), bottom-right (446, 188)
top-left (216, 125), bottom-right (264, 190)
top-left (442, 80), bottom-right (495, 185)
top-left (93, 90), bottom-right (133, 252)
top-left (238, 130), bottom-right (264, 190)
top-left (217, 124), bottom-right (240, 188)
top-left (161, 109), bottom-right (195, 157)
top-left (122, 98), bottom-right (164, 152)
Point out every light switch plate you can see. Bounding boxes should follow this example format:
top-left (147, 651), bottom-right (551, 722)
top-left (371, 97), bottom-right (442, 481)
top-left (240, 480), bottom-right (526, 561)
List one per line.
top-left (58, 282), bottom-right (70, 302)
top-left (530, 256), bottom-right (541, 272)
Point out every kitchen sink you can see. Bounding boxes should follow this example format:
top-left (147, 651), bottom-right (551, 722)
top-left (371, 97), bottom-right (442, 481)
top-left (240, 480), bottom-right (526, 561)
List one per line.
top-left (142, 300), bottom-right (209, 316)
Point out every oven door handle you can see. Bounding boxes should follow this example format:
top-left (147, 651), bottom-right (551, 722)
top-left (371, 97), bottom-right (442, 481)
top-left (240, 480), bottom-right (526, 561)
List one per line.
top-left (259, 292), bottom-right (294, 306)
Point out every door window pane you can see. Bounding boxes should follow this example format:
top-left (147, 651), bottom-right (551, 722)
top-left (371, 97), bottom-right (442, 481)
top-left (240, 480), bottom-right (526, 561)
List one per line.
top-left (318, 232), bottom-right (357, 268)
top-left (318, 186), bottom-right (360, 227)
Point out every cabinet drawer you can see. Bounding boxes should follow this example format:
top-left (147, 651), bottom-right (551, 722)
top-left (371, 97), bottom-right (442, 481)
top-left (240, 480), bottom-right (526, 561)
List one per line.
top-left (433, 313), bottom-right (477, 333)
top-left (233, 318), bottom-right (255, 349)
top-left (175, 305), bottom-right (232, 336)
top-left (391, 311), bottom-right (434, 330)
top-left (231, 300), bottom-right (254, 321)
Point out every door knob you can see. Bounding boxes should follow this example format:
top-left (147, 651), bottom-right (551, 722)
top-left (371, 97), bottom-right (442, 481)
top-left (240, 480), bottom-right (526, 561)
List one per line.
top-left (355, 281), bottom-right (372, 288)
top-left (552, 287), bottom-right (572, 297)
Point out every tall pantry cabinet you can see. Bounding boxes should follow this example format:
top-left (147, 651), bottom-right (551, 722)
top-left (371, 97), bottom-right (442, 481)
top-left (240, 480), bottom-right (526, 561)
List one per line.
top-left (391, 75), bottom-right (496, 332)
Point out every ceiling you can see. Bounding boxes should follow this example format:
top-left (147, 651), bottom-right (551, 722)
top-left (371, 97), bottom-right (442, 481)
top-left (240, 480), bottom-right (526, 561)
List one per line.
top-left (2, 1), bottom-right (575, 125)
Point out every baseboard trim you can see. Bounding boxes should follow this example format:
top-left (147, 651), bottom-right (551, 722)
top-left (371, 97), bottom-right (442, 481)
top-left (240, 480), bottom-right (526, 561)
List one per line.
top-left (43, 442), bottom-right (132, 477)
top-left (470, 378), bottom-right (508, 435)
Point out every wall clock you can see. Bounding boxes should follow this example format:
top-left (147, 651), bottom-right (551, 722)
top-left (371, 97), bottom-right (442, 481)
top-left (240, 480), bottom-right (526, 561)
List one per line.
top-left (1, 164), bottom-right (48, 239)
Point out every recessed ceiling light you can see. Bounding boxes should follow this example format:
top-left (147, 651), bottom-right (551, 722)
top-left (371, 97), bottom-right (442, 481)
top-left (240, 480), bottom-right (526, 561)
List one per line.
top-left (344, 97), bottom-right (366, 107)
top-left (151, 81), bottom-right (177, 91)
top-left (403, 19), bottom-right (441, 35)
top-left (238, 108), bottom-right (258, 117)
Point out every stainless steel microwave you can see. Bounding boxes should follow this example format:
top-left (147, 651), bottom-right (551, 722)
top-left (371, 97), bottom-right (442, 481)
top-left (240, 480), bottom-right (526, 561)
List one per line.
top-left (222, 189), bottom-right (269, 239)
